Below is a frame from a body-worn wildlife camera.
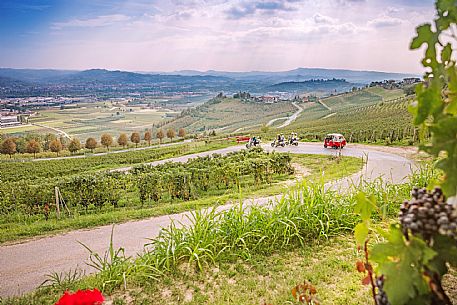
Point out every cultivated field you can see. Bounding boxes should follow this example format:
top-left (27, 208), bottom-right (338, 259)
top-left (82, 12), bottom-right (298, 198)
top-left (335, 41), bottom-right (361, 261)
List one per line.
top-left (3, 101), bottom-right (178, 139)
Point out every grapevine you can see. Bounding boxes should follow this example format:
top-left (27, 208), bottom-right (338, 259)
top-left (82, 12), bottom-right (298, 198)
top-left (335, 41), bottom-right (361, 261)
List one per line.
top-left (354, 1), bottom-right (457, 304)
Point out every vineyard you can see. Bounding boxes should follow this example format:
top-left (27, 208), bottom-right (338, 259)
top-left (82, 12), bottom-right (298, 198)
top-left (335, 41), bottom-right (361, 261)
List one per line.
top-left (282, 96), bottom-right (419, 144)
top-left (0, 148), bottom-right (296, 239)
top-left (0, 141), bottom-right (230, 182)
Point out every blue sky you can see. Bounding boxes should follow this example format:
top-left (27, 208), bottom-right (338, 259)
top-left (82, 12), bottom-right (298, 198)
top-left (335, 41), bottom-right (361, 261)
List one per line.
top-left (0, 0), bottom-right (435, 73)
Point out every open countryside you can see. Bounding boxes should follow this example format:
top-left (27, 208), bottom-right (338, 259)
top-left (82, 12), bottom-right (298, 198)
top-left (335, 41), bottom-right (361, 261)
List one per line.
top-left (1, 1), bottom-right (457, 305)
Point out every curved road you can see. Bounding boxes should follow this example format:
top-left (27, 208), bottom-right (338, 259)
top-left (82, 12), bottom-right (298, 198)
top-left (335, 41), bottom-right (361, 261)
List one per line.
top-left (0, 143), bottom-right (415, 297)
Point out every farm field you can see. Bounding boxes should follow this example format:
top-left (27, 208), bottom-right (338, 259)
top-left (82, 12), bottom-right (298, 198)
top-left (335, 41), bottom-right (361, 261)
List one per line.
top-left (3, 101), bottom-right (179, 139)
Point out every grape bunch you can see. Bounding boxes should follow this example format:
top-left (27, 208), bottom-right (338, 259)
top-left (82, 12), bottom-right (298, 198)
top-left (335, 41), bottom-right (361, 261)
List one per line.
top-left (375, 276), bottom-right (390, 305)
top-left (399, 187), bottom-right (457, 241)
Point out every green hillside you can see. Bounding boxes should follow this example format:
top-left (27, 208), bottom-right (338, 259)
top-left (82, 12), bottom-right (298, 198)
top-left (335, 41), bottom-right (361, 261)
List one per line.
top-left (161, 97), bottom-right (297, 133)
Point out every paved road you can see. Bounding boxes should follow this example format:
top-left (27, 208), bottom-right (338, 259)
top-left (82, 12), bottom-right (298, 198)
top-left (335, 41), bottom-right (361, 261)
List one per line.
top-left (276, 102), bottom-right (303, 128)
top-left (266, 102), bottom-right (304, 128)
top-left (0, 143), bottom-right (415, 297)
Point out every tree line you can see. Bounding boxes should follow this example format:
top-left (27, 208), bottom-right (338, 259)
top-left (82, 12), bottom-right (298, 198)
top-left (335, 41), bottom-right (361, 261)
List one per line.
top-left (0, 127), bottom-right (186, 158)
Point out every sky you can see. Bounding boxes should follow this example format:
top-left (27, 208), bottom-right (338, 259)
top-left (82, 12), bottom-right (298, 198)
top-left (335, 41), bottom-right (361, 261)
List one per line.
top-left (0, 0), bottom-right (435, 73)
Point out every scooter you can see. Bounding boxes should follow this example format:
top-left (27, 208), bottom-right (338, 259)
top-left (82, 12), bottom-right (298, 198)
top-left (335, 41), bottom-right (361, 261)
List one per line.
top-left (271, 139), bottom-right (286, 147)
top-left (246, 138), bottom-right (261, 148)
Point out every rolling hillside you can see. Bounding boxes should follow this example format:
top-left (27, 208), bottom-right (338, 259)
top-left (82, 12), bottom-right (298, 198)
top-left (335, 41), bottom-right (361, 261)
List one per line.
top-left (160, 97), bottom-right (297, 133)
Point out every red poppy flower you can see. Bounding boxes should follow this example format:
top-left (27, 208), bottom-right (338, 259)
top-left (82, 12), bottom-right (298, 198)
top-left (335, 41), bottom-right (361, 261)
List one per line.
top-left (54, 289), bottom-right (104, 305)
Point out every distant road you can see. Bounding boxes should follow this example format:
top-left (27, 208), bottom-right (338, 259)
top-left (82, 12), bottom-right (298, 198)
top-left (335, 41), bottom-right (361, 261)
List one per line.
top-left (266, 102), bottom-right (303, 128)
top-left (317, 99), bottom-right (332, 111)
top-left (0, 142), bottom-right (416, 297)
top-left (276, 102), bottom-right (303, 128)
top-left (31, 123), bottom-right (71, 140)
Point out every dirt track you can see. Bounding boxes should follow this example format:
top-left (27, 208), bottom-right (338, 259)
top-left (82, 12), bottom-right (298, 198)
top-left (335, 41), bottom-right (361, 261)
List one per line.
top-left (0, 143), bottom-right (415, 297)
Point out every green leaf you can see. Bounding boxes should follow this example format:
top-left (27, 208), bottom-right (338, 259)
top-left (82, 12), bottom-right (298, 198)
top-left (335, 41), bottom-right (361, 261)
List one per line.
top-left (429, 117), bottom-right (457, 196)
top-left (371, 226), bottom-right (437, 305)
top-left (411, 24), bottom-right (436, 50)
top-left (441, 43), bottom-right (452, 63)
top-left (354, 192), bottom-right (376, 221)
top-left (354, 222), bottom-right (369, 247)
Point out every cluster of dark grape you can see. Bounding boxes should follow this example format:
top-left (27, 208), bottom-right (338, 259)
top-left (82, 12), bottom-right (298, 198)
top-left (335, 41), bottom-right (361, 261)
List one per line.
top-left (375, 276), bottom-right (390, 305)
top-left (399, 187), bottom-right (457, 240)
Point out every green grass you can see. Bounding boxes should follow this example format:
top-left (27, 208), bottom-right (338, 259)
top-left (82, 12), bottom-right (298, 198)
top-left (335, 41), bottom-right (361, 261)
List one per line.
top-left (0, 154), bottom-right (362, 243)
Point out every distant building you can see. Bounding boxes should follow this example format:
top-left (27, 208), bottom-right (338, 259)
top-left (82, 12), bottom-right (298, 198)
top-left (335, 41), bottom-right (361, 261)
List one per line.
top-left (403, 78), bottom-right (421, 85)
top-left (0, 114), bottom-right (21, 128)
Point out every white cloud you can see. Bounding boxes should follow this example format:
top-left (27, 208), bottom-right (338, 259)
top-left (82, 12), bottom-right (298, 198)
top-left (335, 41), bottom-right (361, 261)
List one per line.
top-left (367, 15), bottom-right (403, 28)
top-left (52, 14), bottom-right (131, 30)
top-left (313, 13), bottom-right (337, 24)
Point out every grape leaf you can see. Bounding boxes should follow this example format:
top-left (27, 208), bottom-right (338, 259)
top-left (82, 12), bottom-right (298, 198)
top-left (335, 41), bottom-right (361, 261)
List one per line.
top-left (428, 117), bottom-right (457, 196)
top-left (354, 222), bottom-right (369, 247)
top-left (354, 192), bottom-right (376, 221)
top-left (371, 226), bottom-right (436, 305)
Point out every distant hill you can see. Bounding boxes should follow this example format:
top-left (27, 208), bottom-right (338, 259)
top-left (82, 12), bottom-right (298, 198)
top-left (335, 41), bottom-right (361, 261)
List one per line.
top-left (0, 67), bottom-right (419, 97)
top-left (267, 79), bottom-right (358, 93)
top-left (0, 68), bottom-right (77, 83)
top-left (172, 67), bottom-right (419, 84)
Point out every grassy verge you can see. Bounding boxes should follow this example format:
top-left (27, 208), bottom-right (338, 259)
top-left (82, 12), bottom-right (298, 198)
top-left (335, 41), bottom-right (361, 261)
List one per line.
top-left (0, 154), bottom-right (362, 244)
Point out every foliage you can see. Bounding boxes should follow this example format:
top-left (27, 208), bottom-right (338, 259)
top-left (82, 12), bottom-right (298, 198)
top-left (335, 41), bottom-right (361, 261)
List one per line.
top-left (130, 132), bottom-right (140, 147)
top-left (409, 0), bottom-right (457, 197)
top-left (135, 148), bottom-right (293, 205)
top-left (1, 138), bottom-right (16, 157)
top-left (100, 134), bottom-right (113, 150)
top-left (178, 127), bottom-right (186, 138)
top-left (85, 138), bottom-right (97, 152)
top-left (49, 139), bottom-right (63, 156)
top-left (26, 139), bottom-right (41, 157)
top-left (117, 133), bottom-right (128, 148)
top-left (353, 3), bottom-right (457, 304)
top-left (143, 130), bottom-right (152, 145)
top-left (166, 128), bottom-right (175, 141)
top-left (156, 129), bottom-right (164, 143)
top-left (68, 138), bottom-right (81, 154)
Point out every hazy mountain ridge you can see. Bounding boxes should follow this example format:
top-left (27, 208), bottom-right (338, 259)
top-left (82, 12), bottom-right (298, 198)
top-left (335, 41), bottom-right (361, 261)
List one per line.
top-left (171, 67), bottom-right (419, 84)
top-left (0, 67), bottom-right (418, 97)
top-left (267, 78), bottom-right (359, 93)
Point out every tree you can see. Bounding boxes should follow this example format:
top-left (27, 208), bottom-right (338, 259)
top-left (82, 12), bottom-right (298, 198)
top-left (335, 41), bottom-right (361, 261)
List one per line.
top-left (117, 133), bottom-right (128, 148)
top-left (101, 134), bottom-right (113, 151)
top-left (1, 138), bottom-right (16, 158)
top-left (144, 130), bottom-right (152, 146)
top-left (131, 132), bottom-right (141, 148)
top-left (59, 136), bottom-right (68, 149)
top-left (49, 139), bottom-right (62, 156)
top-left (85, 137), bottom-right (97, 153)
top-left (178, 128), bottom-right (186, 138)
top-left (156, 129), bottom-right (164, 144)
top-left (68, 138), bottom-right (81, 154)
top-left (44, 133), bottom-right (56, 151)
top-left (14, 137), bottom-right (27, 154)
top-left (167, 128), bottom-right (176, 142)
top-left (26, 139), bottom-right (41, 158)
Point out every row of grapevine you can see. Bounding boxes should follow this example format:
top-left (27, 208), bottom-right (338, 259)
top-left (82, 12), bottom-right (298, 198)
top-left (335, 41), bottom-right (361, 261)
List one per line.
top-left (0, 148), bottom-right (293, 215)
top-left (136, 148), bottom-right (293, 204)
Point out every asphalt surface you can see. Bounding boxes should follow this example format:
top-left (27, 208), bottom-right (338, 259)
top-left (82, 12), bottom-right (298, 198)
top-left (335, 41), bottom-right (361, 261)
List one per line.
top-left (0, 142), bottom-right (415, 297)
